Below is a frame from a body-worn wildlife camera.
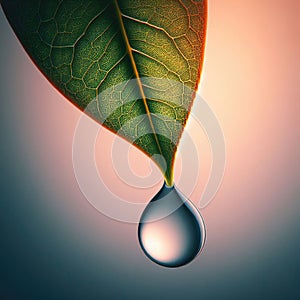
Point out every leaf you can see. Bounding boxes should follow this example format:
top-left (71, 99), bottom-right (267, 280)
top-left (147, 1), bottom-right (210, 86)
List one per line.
top-left (1, 0), bottom-right (207, 186)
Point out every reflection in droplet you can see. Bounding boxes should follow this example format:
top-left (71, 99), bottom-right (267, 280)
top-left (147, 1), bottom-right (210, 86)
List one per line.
top-left (138, 183), bottom-right (206, 268)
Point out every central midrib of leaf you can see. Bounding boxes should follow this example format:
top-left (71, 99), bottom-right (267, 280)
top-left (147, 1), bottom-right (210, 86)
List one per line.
top-left (113, 0), bottom-right (165, 175)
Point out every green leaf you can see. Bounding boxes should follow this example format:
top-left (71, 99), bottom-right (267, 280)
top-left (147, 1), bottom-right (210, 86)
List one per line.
top-left (1, 0), bottom-right (207, 186)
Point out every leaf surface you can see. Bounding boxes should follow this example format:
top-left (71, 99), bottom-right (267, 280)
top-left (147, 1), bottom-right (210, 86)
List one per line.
top-left (1, 0), bottom-right (207, 186)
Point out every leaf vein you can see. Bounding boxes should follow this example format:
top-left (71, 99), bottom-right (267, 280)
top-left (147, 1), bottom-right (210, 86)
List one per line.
top-left (114, 0), bottom-right (164, 157)
top-left (120, 12), bottom-right (191, 64)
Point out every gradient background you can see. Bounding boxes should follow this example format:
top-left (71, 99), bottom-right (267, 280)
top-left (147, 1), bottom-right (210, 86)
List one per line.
top-left (0, 1), bottom-right (299, 299)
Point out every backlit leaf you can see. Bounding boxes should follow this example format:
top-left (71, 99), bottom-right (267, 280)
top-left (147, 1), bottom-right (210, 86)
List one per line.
top-left (1, 0), bottom-right (207, 186)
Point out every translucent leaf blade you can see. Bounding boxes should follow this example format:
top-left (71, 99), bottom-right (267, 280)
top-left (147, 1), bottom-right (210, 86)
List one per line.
top-left (1, 0), bottom-right (207, 186)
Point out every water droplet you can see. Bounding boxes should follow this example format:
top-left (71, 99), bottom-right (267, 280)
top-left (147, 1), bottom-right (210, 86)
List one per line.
top-left (138, 183), bottom-right (206, 268)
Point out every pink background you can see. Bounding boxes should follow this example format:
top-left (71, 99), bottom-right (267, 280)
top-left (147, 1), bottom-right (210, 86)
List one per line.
top-left (0, 0), bottom-right (299, 299)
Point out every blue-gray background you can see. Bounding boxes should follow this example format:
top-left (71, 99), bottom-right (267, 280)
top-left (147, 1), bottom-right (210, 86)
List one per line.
top-left (1, 2), bottom-right (299, 299)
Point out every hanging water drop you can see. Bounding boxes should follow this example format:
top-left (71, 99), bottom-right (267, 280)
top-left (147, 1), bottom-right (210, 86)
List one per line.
top-left (138, 183), bottom-right (206, 268)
